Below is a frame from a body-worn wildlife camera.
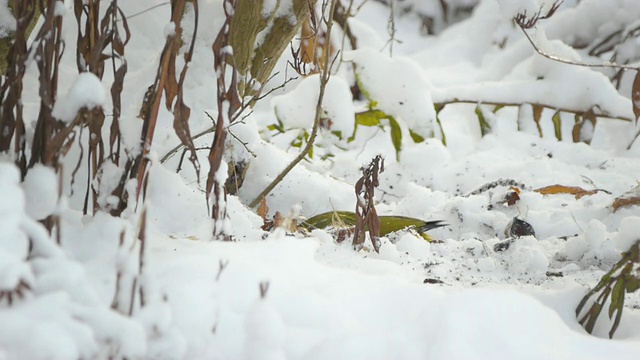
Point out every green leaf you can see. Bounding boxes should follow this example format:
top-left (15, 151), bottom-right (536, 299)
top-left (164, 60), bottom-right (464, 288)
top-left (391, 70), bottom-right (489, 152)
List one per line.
top-left (388, 116), bottom-right (402, 161)
top-left (609, 279), bottom-right (625, 319)
top-left (350, 110), bottom-right (379, 142)
top-left (435, 106), bottom-right (446, 146)
top-left (584, 302), bottom-right (603, 334)
top-left (351, 109), bottom-right (393, 143)
top-left (291, 131), bottom-right (304, 148)
top-left (475, 105), bottom-right (491, 136)
top-left (609, 281), bottom-right (626, 338)
top-left (552, 111), bottom-right (562, 141)
top-left (625, 278), bottom-right (640, 293)
top-left (409, 129), bottom-right (425, 143)
top-left (610, 294), bottom-right (625, 338)
top-left (267, 118), bottom-right (285, 133)
top-left (355, 109), bottom-right (384, 126)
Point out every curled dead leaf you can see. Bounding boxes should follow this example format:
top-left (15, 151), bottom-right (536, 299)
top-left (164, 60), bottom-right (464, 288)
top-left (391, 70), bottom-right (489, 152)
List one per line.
top-left (505, 187), bottom-right (521, 206)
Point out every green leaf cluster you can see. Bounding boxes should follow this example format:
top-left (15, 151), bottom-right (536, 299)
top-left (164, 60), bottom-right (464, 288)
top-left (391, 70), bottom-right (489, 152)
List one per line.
top-left (576, 240), bottom-right (640, 338)
top-left (352, 109), bottom-right (403, 161)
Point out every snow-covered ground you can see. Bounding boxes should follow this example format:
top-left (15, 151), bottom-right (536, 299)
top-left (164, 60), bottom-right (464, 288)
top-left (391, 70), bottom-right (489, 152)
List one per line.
top-left (2, 0), bottom-right (640, 359)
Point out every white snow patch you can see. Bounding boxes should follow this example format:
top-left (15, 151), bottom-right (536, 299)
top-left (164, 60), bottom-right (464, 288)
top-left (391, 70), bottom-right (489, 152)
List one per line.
top-left (272, 74), bottom-right (355, 135)
top-left (52, 72), bottom-right (106, 123)
top-left (22, 164), bottom-right (58, 221)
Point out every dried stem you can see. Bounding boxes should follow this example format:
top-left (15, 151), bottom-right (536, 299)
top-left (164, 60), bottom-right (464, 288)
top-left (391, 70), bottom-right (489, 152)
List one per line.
top-left (137, 207), bottom-right (147, 308)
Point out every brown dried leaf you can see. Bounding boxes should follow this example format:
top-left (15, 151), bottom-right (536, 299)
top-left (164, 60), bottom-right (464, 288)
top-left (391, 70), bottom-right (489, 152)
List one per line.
top-left (535, 184), bottom-right (609, 199)
top-left (273, 211), bottom-right (283, 228)
top-left (299, 15), bottom-right (336, 74)
top-left (109, 60), bottom-right (127, 164)
top-left (505, 188), bottom-right (521, 206)
top-left (353, 156), bottom-right (384, 253)
top-left (207, 0), bottom-right (240, 237)
top-left (257, 195), bottom-right (269, 221)
top-left (632, 70), bottom-right (640, 124)
top-left (612, 185), bottom-right (640, 212)
top-left (171, 1), bottom-right (200, 182)
top-left (532, 104), bottom-right (544, 137)
top-left (572, 108), bottom-right (597, 143)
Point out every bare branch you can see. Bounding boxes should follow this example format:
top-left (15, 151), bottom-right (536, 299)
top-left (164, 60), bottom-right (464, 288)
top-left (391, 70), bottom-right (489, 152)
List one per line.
top-left (514, 1), bottom-right (639, 72)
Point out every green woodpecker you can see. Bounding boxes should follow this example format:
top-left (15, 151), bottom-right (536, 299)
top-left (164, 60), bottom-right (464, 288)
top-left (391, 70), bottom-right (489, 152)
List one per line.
top-left (302, 211), bottom-right (446, 241)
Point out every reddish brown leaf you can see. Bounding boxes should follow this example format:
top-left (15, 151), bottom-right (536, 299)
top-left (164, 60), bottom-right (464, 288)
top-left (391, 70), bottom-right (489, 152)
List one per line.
top-left (505, 187), bottom-right (521, 206)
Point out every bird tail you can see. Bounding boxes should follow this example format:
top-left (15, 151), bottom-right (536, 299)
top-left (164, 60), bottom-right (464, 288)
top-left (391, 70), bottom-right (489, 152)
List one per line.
top-left (416, 220), bottom-right (447, 234)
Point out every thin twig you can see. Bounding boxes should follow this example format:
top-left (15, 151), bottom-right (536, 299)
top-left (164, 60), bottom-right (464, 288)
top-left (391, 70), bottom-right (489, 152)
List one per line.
top-left (249, 0), bottom-right (340, 208)
top-left (519, 27), bottom-right (639, 71)
top-left (123, 2), bottom-right (170, 21)
top-left (435, 99), bottom-right (632, 122)
top-left (382, 0), bottom-right (400, 56)
top-left (159, 73), bottom-right (296, 164)
top-left (516, 12), bottom-right (639, 72)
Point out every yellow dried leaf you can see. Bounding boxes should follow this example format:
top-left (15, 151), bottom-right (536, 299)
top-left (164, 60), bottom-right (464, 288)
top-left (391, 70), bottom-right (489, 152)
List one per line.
top-left (300, 17), bottom-right (336, 73)
top-left (534, 184), bottom-right (608, 199)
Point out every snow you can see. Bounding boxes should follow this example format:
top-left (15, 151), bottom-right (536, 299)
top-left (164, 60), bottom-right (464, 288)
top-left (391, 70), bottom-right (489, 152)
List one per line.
top-left (21, 164), bottom-right (58, 221)
top-left (346, 48), bottom-right (437, 139)
top-left (496, 0), bottom-right (552, 19)
top-left (51, 72), bottom-right (106, 123)
top-left (4, 0), bottom-right (640, 358)
top-left (272, 74), bottom-right (354, 135)
top-left (164, 22), bottom-right (176, 37)
top-left (613, 216), bottom-right (640, 251)
top-left (53, 1), bottom-right (67, 17)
